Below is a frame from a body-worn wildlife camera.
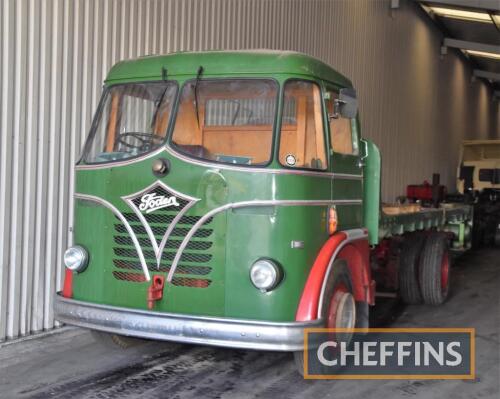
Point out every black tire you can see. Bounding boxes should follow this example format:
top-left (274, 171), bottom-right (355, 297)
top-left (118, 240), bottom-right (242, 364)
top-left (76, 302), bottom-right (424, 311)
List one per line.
top-left (294, 259), bottom-right (356, 376)
top-left (494, 224), bottom-right (500, 247)
top-left (471, 221), bottom-right (484, 249)
top-left (398, 233), bottom-right (425, 304)
top-left (419, 232), bottom-right (450, 305)
top-left (91, 330), bottom-right (148, 349)
top-left (355, 300), bottom-right (370, 329)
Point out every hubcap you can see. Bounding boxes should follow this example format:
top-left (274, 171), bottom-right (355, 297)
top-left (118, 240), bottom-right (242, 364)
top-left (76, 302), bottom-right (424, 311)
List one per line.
top-left (336, 292), bottom-right (356, 330)
top-left (327, 284), bottom-right (357, 343)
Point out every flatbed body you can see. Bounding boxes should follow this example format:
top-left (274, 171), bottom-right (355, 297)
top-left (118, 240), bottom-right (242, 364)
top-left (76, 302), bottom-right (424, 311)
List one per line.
top-left (379, 203), bottom-right (472, 248)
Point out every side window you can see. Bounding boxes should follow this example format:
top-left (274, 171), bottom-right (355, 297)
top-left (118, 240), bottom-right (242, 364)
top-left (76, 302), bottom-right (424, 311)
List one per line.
top-left (279, 80), bottom-right (327, 170)
top-left (325, 91), bottom-right (358, 156)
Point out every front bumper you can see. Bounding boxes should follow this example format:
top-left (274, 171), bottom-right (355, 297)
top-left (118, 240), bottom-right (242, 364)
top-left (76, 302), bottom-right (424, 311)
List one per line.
top-left (54, 293), bottom-right (322, 351)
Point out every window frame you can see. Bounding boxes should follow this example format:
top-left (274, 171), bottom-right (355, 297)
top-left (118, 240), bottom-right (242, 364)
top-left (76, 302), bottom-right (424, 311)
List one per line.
top-left (323, 86), bottom-right (360, 158)
top-left (276, 78), bottom-right (329, 172)
top-left (167, 77), bottom-right (280, 169)
top-left (79, 80), bottom-right (179, 166)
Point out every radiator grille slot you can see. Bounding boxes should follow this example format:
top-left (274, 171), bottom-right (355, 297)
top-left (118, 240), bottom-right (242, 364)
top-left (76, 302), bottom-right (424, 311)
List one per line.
top-left (113, 235), bottom-right (212, 251)
top-left (113, 259), bottom-right (212, 275)
top-left (122, 212), bottom-right (204, 226)
top-left (113, 247), bottom-right (212, 263)
top-left (171, 277), bottom-right (212, 288)
top-left (114, 223), bottom-right (213, 238)
top-left (113, 271), bottom-right (147, 282)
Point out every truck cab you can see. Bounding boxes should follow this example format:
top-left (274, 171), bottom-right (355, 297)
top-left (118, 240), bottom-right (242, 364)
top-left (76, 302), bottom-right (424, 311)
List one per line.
top-left (55, 50), bottom-right (376, 353)
top-left (457, 140), bottom-right (500, 195)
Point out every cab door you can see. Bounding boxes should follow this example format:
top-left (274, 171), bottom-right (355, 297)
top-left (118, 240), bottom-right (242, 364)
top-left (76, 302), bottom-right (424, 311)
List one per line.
top-left (323, 85), bottom-right (364, 230)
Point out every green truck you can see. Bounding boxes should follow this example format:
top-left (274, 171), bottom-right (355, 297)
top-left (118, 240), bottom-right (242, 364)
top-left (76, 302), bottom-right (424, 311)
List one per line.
top-left (54, 51), bottom-right (472, 369)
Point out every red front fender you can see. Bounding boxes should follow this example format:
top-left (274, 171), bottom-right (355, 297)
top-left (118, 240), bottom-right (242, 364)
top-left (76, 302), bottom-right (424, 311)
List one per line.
top-left (295, 229), bottom-right (372, 321)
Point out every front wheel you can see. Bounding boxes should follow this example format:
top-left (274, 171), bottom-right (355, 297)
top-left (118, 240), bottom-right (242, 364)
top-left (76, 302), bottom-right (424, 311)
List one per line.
top-left (294, 259), bottom-right (358, 375)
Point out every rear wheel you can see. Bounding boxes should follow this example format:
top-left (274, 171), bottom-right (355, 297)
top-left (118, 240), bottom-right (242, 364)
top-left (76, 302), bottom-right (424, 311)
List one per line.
top-left (472, 220), bottom-right (485, 249)
top-left (398, 233), bottom-right (425, 304)
top-left (419, 232), bottom-right (450, 305)
top-left (294, 260), bottom-right (357, 375)
top-left (91, 330), bottom-right (148, 349)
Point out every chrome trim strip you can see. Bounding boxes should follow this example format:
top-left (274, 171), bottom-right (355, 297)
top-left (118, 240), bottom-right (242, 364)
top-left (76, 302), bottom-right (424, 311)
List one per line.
top-left (167, 199), bottom-right (363, 282)
top-left (74, 193), bottom-right (151, 281)
top-left (75, 146), bottom-right (166, 170)
top-left (123, 198), bottom-right (160, 259)
top-left (76, 146), bottom-right (363, 180)
top-left (121, 180), bottom-right (200, 268)
top-left (317, 228), bottom-right (369, 317)
top-left (165, 146), bottom-right (363, 180)
top-left (155, 201), bottom-right (197, 267)
top-left (333, 173), bottom-right (363, 181)
top-left (54, 293), bottom-right (323, 351)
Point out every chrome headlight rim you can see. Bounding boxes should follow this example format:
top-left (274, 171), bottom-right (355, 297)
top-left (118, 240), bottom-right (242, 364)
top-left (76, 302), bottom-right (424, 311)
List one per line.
top-left (249, 258), bottom-right (283, 292)
top-left (63, 245), bottom-right (89, 273)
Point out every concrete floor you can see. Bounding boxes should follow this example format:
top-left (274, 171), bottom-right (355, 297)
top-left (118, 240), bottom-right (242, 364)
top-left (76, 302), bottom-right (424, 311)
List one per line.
top-left (0, 249), bottom-right (498, 399)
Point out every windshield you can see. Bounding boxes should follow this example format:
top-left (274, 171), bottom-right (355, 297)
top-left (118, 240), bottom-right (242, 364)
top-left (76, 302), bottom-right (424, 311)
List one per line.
top-left (171, 79), bottom-right (278, 166)
top-left (83, 82), bottom-right (177, 164)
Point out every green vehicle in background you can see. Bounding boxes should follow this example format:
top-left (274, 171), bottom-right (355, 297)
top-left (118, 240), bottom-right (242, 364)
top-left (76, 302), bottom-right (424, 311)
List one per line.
top-left (55, 51), bottom-right (472, 370)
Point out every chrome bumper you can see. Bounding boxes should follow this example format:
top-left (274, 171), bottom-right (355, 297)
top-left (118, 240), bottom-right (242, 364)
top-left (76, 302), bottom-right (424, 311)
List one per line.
top-left (54, 293), bottom-right (323, 351)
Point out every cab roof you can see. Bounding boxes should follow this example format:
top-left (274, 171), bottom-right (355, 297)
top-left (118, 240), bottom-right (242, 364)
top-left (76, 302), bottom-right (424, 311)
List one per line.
top-left (105, 50), bottom-right (352, 87)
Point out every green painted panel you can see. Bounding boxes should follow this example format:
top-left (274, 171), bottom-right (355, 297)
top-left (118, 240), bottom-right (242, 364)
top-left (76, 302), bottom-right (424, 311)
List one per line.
top-left (106, 50), bottom-right (352, 87)
top-left (225, 206), bottom-right (328, 321)
top-left (362, 139), bottom-right (381, 245)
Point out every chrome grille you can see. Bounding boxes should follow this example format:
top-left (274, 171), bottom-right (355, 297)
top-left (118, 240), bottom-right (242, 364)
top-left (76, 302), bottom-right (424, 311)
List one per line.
top-left (111, 209), bottom-right (214, 288)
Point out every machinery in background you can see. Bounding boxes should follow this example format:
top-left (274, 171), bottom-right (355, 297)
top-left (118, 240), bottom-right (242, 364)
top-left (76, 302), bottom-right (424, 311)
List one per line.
top-left (456, 140), bottom-right (500, 247)
top-left (407, 173), bottom-right (447, 207)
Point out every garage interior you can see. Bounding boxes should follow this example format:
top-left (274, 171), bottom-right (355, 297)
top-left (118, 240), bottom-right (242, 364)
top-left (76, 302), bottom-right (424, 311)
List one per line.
top-left (0, 0), bottom-right (499, 398)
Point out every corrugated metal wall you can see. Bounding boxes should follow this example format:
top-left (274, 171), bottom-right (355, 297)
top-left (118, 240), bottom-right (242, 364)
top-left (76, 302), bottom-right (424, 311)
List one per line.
top-left (0, 0), bottom-right (499, 341)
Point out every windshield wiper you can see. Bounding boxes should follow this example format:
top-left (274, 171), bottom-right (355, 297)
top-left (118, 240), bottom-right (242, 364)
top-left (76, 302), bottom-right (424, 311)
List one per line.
top-left (194, 66), bottom-right (204, 128)
top-left (151, 67), bottom-right (168, 129)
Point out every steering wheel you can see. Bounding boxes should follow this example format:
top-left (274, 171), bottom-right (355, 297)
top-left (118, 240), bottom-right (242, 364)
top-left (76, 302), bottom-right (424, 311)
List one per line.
top-left (116, 132), bottom-right (164, 151)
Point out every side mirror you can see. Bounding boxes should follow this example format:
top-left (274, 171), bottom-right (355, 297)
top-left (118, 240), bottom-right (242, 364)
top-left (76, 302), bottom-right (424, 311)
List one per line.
top-left (331, 88), bottom-right (358, 119)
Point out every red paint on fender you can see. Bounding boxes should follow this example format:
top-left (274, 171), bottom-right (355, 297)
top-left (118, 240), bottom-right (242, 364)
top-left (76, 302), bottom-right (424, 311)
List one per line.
top-left (62, 269), bottom-right (73, 298)
top-left (337, 240), bottom-right (372, 303)
top-left (295, 232), bottom-right (347, 321)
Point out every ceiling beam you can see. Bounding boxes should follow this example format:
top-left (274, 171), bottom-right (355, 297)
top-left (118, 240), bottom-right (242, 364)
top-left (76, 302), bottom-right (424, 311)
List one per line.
top-left (473, 70), bottom-right (500, 81)
top-left (443, 38), bottom-right (500, 54)
top-left (420, 0), bottom-right (500, 12)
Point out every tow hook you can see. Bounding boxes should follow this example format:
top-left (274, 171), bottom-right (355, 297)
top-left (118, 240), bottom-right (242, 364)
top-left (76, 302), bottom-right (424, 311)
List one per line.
top-left (147, 275), bottom-right (165, 309)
